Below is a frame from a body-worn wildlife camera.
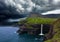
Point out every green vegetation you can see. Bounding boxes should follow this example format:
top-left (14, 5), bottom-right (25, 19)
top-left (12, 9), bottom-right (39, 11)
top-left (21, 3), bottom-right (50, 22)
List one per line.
top-left (18, 17), bottom-right (57, 29)
top-left (19, 17), bottom-right (57, 24)
top-left (45, 20), bottom-right (60, 42)
top-left (18, 17), bottom-right (60, 42)
top-left (26, 17), bottom-right (57, 24)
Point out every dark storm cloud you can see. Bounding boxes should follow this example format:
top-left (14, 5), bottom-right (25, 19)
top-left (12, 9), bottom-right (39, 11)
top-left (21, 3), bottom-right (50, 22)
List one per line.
top-left (0, 0), bottom-right (60, 15)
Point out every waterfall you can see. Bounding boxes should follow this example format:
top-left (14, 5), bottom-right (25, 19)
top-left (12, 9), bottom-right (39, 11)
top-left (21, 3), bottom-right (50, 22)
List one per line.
top-left (35, 24), bottom-right (44, 41)
top-left (39, 24), bottom-right (44, 35)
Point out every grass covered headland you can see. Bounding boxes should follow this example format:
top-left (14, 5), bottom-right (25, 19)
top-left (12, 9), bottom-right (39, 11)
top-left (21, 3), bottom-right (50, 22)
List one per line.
top-left (18, 17), bottom-right (60, 42)
top-left (19, 17), bottom-right (56, 24)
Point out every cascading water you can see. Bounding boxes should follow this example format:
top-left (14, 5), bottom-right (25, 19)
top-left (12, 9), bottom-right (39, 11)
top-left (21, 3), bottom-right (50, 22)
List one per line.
top-left (39, 24), bottom-right (44, 42)
top-left (39, 24), bottom-right (44, 35)
top-left (35, 24), bottom-right (44, 42)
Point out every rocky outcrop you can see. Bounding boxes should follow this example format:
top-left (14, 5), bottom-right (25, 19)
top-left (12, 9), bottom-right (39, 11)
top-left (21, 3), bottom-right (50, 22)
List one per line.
top-left (17, 24), bottom-right (54, 40)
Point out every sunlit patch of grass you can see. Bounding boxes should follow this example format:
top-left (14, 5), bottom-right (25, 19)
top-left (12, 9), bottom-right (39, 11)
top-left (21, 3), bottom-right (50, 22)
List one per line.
top-left (18, 17), bottom-right (57, 29)
top-left (25, 17), bottom-right (56, 24)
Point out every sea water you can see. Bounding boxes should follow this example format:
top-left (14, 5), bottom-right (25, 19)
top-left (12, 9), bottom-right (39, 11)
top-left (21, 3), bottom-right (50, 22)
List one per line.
top-left (0, 26), bottom-right (44, 42)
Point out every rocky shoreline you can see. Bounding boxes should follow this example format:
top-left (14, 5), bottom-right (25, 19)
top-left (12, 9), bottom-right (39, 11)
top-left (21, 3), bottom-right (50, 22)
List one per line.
top-left (17, 14), bottom-right (60, 41)
top-left (17, 23), bottom-right (54, 40)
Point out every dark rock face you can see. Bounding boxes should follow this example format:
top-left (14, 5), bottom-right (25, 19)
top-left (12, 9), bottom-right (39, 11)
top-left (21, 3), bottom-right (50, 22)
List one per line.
top-left (44, 25), bottom-right (54, 40)
top-left (43, 24), bottom-right (51, 34)
top-left (31, 24), bottom-right (41, 28)
top-left (17, 24), bottom-right (54, 40)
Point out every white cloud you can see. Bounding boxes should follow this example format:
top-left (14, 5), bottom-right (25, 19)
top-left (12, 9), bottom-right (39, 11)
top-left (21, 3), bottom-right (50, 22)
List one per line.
top-left (42, 9), bottom-right (60, 15)
top-left (2, 0), bottom-right (60, 14)
top-left (16, 4), bottom-right (24, 11)
top-left (54, 0), bottom-right (60, 3)
top-left (19, 0), bottom-right (25, 4)
top-left (51, 0), bottom-right (60, 5)
top-left (5, 0), bottom-right (36, 14)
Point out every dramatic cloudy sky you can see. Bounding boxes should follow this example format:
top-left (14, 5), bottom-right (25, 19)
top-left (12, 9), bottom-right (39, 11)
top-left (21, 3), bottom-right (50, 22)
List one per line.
top-left (0, 0), bottom-right (60, 15)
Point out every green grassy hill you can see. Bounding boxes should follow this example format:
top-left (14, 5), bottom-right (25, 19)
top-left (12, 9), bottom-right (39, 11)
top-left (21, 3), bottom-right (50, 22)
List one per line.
top-left (19, 17), bottom-right (57, 24)
top-left (18, 17), bottom-right (60, 42)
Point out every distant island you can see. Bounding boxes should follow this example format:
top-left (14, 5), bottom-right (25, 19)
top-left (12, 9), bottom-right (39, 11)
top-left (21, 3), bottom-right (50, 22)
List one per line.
top-left (28, 13), bottom-right (60, 18)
